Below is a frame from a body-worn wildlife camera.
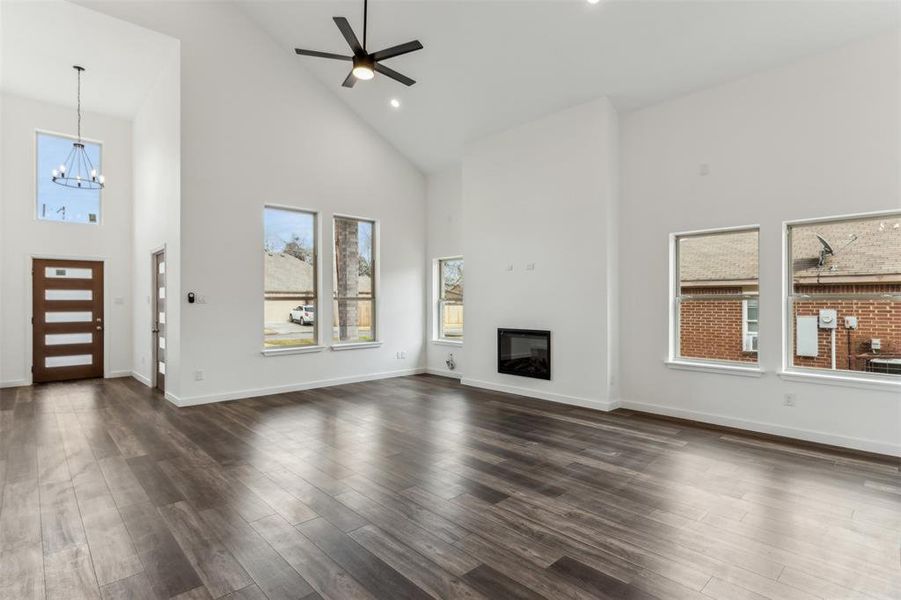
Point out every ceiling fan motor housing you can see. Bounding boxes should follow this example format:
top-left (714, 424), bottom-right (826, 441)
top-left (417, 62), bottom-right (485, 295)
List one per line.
top-left (353, 55), bottom-right (375, 72)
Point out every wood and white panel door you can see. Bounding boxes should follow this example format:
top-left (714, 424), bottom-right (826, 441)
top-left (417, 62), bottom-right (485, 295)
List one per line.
top-left (153, 250), bottom-right (166, 392)
top-left (32, 258), bottom-right (104, 383)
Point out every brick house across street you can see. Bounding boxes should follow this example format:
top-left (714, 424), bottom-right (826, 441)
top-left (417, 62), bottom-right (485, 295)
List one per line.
top-left (679, 218), bottom-right (901, 373)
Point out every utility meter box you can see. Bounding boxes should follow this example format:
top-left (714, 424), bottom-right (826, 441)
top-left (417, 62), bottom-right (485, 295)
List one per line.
top-left (844, 316), bottom-right (858, 330)
top-left (819, 309), bottom-right (837, 329)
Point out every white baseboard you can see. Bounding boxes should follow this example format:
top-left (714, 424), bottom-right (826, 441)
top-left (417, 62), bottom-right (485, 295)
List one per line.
top-left (131, 371), bottom-right (152, 386)
top-left (619, 400), bottom-right (901, 458)
top-left (426, 367), bottom-right (462, 379)
top-left (0, 379), bottom-right (28, 389)
top-left (106, 370), bottom-right (133, 379)
top-left (461, 377), bottom-right (619, 412)
top-left (166, 367), bottom-right (426, 407)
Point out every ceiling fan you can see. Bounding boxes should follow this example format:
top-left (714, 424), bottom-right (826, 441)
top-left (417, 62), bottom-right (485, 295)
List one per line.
top-left (294, 0), bottom-right (423, 88)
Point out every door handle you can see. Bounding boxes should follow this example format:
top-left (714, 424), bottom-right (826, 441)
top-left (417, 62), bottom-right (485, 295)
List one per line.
top-left (151, 328), bottom-right (159, 333)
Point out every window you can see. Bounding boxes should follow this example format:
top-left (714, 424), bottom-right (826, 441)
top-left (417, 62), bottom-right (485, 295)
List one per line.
top-left (333, 216), bottom-right (375, 344)
top-left (672, 227), bottom-right (759, 365)
top-left (36, 132), bottom-right (101, 224)
top-left (787, 212), bottom-right (901, 378)
top-left (742, 299), bottom-right (759, 353)
top-left (437, 257), bottom-right (463, 341)
top-left (264, 207), bottom-right (318, 348)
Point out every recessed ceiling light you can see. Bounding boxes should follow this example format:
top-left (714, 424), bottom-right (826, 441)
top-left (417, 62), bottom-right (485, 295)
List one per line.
top-left (587, 0), bottom-right (601, 4)
top-left (390, 98), bottom-right (401, 109)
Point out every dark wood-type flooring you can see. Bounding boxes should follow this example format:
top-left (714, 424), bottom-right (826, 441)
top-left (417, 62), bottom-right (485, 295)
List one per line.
top-left (0, 374), bottom-right (899, 599)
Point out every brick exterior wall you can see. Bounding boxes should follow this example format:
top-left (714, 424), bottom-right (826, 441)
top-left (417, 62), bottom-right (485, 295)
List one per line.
top-left (679, 284), bottom-right (901, 371)
top-left (679, 287), bottom-right (757, 363)
top-left (792, 283), bottom-right (901, 372)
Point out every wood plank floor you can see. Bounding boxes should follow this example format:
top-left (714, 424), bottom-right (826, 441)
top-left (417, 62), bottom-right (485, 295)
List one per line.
top-left (0, 374), bottom-right (899, 600)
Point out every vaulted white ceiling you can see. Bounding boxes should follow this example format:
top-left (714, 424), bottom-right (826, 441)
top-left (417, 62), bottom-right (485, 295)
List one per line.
top-left (238, 0), bottom-right (899, 173)
top-left (0, 0), bottom-right (177, 119)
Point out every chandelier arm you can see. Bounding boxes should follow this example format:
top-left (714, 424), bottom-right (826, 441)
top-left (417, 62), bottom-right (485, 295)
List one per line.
top-left (63, 144), bottom-right (77, 175)
top-left (80, 147), bottom-right (89, 181)
top-left (83, 147), bottom-right (95, 176)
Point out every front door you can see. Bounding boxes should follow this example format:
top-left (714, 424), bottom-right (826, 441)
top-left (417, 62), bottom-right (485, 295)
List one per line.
top-left (153, 250), bottom-right (166, 392)
top-left (32, 258), bottom-right (104, 383)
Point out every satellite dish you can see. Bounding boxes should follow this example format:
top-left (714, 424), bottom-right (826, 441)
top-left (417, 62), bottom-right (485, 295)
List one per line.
top-left (815, 234), bottom-right (834, 267)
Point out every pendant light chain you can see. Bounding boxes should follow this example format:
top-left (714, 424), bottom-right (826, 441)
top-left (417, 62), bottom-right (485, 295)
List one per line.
top-left (76, 66), bottom-right (82, 143)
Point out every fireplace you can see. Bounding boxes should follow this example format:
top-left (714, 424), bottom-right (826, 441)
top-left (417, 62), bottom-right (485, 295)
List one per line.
top-left (497, 329), bottom-right (551, 380)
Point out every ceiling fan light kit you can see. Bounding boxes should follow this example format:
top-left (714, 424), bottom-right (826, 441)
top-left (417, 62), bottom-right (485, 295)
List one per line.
top-left (294, 0), bottom-right (423, 88)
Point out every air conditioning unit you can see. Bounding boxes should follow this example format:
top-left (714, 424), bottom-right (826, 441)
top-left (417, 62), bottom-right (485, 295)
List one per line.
top-left (867, 359), bottom-right (901, 375)
top-left (744, 334), bottom-right (759, 352)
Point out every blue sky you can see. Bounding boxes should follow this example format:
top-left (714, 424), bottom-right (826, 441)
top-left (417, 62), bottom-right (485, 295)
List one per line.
top-left (265, 208), bottom-right (372, 262)
top-left (36, 132), bottom-right (101, 224)
top-left (264, 207), bottom-right (314, 253)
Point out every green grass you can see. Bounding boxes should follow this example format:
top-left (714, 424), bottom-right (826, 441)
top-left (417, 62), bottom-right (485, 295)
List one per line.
top-left (264, 339), bottom-right (317, 348)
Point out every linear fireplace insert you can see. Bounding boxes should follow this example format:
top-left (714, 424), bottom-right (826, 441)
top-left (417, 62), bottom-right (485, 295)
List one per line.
top-left (497, 328), bottom-right (551, 380)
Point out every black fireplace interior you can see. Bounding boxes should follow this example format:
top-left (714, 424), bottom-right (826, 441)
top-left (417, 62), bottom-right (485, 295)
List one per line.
top-left (498, 328), bottom-right (551, 380)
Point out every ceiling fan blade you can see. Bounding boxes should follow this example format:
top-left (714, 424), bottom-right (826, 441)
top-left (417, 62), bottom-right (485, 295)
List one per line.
top-left (342, 71), bottom-right (357, 88)
top-left (333, 17), bottom-right (364, 55)
top-left (295, 48), bottom-right (353, 61)
top-left (374, 63), bottom-right (415, 86)
top-left (371, 40), bottom-right (423, 62)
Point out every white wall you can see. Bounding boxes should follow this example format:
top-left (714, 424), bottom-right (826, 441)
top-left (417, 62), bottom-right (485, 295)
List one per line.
top-left (131, 46), bottom-right (180, 392)
top-left (461, 97), bottom-right (620, 410)
top-left (0, 94), bottom-right (133, 386)
top-left (426, 165), bottom-right (464, 377)
top-left (620, 31), bottom-right (901, 455)
top-left (84, 1), bottom-right (426, 405)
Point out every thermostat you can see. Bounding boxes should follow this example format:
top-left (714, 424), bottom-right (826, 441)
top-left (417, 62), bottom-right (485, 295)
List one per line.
top-left (818, 309), bottom-right (837, 329)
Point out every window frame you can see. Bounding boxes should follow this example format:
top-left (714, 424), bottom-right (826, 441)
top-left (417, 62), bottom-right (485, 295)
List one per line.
top-left (782, 210), bottom-right (901, 385)
top-left (434, 256), bottom-right (464, 344)
top-left (331, 214), bottom-right (379, 348)
top-left (261, 205), bottom-right (322, 355)
top-left (668, 224), bottom-right (761, 371)
top-left (35, 129), bottom-right (104, 226)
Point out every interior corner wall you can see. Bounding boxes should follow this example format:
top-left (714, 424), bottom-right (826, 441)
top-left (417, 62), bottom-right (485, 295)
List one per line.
top-left (461, 97), bottom-right (620, 410)
top-left (426, 164), bottom-right (464, 377)
top-left (86, 1), bottom-right (426, 405)
top-left (620, 30), bottom-right (901, 456)
top-left (0, 94), bottom-right (133, 386)
top-left (132, 46), bottom-right (180, 394)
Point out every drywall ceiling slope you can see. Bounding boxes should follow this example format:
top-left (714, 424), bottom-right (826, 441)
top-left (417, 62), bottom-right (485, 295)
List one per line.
top-left (1, 0), bottom-right (177, 118)
top-left (238, 0), bottom-right (898, 172)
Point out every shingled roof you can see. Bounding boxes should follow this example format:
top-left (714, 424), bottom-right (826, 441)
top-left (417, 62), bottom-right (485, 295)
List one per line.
top-left (264, 252), bottom-right (371, 296)
top-left (679, 230), bottom-right (759, 285)
top-left (792, 217), bottom-right (901, 284)
top-left (679, 215), bottom-right (901, 286)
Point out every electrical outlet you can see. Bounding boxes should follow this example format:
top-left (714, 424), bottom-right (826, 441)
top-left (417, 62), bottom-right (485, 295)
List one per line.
top-left (784, 393), bottom-right (796, 407)
top-left (194, 370), bottom-right (205, 381)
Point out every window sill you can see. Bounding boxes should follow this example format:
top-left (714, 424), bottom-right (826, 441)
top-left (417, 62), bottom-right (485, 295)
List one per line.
top-left (261, 345), bottom-right (325, 357)
top-left (331, 341), bottom-right (383, 351)
top-left (779, 369), bottom-right (901, 392)
top-left (665, 360), bottom-right (764, 378)
top-left (432, 339), bottom-right (463, 347)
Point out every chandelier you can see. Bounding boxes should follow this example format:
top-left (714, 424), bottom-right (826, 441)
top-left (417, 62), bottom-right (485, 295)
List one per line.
top-left (51, 66), bottom-right (104, 189)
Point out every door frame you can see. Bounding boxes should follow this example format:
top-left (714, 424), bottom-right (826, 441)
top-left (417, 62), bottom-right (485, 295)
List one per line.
top-left (151, 248), bottom-right (166, 392)
top-left (27, 253), bottom-right (111, 385)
